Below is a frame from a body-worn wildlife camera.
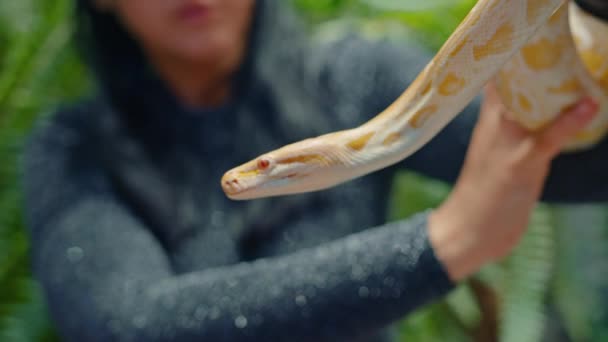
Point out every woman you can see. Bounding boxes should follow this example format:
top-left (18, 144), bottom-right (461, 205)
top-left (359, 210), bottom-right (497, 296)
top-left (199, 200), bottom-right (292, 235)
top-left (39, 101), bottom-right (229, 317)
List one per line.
top-left (22, 0), bottom-right (608, 341)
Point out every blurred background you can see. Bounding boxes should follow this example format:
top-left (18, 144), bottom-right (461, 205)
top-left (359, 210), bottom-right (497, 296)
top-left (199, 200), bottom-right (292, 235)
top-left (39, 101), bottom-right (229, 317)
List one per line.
top-left (1, 0), bottom-right (608, 341)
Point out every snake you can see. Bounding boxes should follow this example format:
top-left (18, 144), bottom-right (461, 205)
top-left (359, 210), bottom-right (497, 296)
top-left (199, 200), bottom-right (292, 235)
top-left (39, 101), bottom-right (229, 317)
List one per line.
top-left (221, 0), bottom-right (608, 200)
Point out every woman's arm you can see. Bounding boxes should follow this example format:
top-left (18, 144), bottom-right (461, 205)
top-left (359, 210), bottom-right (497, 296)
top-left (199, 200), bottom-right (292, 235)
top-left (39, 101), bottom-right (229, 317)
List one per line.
top-left (313, 34), bottom-right (608, 204)
top-left (25, 66), bottom-right (597, 341)
top-left (23, 111), bottom-right (453, 341)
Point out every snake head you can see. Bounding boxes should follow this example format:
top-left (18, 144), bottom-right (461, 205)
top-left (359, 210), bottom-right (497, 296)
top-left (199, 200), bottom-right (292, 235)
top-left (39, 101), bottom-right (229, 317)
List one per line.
top-left (221, 138), bottom-right (344, 200)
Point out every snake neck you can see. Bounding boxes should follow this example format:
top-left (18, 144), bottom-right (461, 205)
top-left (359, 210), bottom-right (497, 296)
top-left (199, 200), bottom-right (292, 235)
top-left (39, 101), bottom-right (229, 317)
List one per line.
top-left (334, 0), bottom-right (567, 171)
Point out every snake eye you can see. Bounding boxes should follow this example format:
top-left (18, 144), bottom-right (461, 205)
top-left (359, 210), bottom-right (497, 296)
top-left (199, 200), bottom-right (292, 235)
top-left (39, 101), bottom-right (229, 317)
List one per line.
top-left (257, 158), bottom-right (270, 170)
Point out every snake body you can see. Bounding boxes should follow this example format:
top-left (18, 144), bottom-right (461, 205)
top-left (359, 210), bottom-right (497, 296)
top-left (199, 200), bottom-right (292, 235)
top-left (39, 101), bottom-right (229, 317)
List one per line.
top-left (222, 0), bottom-right (608, 200)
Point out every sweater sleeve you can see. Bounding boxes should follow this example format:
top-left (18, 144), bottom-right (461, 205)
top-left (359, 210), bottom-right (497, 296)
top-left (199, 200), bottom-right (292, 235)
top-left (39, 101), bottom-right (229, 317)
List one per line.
top-left (22, 110), bottom-right (453, 342)
top-left (313, 35), bottom-right (608, 204)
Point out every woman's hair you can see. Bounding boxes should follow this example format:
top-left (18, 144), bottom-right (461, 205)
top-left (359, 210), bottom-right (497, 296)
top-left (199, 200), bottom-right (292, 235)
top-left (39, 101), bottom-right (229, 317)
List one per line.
top-left (72, 0), bottom-right (264, 109)
top-left (74, 0), bottom-right (148, 103)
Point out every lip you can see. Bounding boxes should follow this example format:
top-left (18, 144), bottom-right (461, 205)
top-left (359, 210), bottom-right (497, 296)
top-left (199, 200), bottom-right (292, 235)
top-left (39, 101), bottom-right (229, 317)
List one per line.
top-left (222, 185), bottom-right (251, 200)
top-left (177, 2), bottom-right (212, 24)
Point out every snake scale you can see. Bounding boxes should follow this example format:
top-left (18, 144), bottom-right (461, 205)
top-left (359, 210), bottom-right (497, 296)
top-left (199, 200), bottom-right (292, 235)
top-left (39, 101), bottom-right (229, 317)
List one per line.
top-left (221, 0), bottom-right (608, 200)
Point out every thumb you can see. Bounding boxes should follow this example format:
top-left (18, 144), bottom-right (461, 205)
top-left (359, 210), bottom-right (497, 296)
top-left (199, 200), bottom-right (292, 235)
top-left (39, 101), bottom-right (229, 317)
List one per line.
top-left (536, 97), bottom-right (599, 157)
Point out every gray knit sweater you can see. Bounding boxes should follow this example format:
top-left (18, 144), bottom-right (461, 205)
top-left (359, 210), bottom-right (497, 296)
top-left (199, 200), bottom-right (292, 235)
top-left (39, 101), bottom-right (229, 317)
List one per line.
top-left (22, 1), bottom-right (608, 341)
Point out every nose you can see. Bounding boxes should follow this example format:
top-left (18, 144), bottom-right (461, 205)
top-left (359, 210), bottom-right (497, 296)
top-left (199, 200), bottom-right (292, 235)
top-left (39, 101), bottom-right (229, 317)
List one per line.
top-left (220, 172), bottom-right (241, 195)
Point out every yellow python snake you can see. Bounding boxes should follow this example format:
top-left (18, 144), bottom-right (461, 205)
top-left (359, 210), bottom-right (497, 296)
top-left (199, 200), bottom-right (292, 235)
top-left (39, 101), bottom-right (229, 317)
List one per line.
top-left (221, 0), bottom-right (608, 200)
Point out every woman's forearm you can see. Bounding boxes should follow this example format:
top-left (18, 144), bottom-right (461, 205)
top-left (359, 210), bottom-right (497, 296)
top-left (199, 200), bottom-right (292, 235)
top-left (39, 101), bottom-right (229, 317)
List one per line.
top-left (33, 203), bottom-right (453, 342)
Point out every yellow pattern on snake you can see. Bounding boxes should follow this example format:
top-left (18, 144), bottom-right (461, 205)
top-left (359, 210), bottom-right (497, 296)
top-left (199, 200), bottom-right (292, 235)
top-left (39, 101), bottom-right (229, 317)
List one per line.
top-left (222, 0), bottom-right (608, 200)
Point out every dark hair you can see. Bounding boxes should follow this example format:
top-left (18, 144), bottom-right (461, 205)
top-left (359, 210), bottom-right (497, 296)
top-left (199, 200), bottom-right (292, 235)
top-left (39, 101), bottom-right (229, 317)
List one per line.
top-left (74, 0), bottom-right (147, 104)
top-left (73, 0), bottom-right (264, 112)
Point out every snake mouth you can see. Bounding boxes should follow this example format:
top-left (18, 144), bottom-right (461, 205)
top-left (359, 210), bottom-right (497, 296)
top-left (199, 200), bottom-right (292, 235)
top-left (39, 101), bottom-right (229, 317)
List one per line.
top-left (223, 186), bottom-right (249, 200)
top-left (221, 170), bottom-right (267, 200)
top-left (221, 171), bottom-right (302, 200)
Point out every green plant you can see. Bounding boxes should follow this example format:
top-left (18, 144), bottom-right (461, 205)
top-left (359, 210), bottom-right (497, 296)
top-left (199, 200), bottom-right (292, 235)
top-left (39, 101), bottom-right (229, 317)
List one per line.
top-left (0, 0), bottom-right (89, 340)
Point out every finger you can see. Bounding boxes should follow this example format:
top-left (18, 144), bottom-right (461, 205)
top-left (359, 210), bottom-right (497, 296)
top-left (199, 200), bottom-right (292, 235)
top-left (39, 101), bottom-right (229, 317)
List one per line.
top-left (480, 80), bottom-right (503, 114)
top-left (482, 80), bottom-right (498, 101)
top-left (481, 81), bottom-right (531, 135)
top-left (536, 96), bottom-right (599, 156)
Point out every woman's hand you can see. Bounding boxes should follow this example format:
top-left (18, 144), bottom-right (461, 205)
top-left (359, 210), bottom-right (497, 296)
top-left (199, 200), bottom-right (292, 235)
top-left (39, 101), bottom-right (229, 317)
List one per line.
top-left (428, 82), bottom-right (599, 282)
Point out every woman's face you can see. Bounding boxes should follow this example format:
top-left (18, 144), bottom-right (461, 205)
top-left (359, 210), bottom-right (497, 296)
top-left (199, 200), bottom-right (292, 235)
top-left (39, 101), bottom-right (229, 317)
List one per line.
top-left (98, 0), bottom-right (256, 66)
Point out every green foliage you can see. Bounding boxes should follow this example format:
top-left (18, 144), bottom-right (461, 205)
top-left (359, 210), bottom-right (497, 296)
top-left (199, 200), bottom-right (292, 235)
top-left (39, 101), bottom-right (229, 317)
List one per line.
top-left (296, 0), bottom-right (476, 50)
top-left (0, 0), bottom-right (89, 340)
top-left (552, 207), bottom-right (608, 341)
top-left (387, 172), bottom-right (558, 342)
top-left (1, 1), bottom-right (607, 342)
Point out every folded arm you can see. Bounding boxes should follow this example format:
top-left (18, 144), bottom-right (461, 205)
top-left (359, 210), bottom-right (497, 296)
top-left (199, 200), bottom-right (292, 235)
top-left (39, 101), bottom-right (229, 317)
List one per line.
top-left (23, 110), bottom-right (453, 342)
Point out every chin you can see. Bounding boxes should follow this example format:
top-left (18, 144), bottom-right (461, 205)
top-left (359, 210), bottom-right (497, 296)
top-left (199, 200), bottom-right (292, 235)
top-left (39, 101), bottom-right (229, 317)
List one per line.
top-left (171, 30), bottom-right (243, 63)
